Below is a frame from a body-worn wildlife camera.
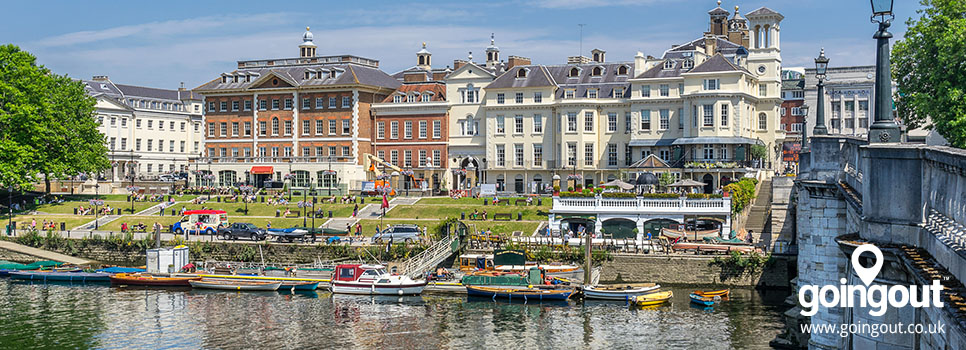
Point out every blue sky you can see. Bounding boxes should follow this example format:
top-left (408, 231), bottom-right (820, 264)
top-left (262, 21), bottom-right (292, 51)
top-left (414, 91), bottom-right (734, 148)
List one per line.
top-left (2, 0), bottom-right (925, 89)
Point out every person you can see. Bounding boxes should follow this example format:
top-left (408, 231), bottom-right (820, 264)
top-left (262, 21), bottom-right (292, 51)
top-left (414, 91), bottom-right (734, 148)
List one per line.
top-left (482, 210), bottom-right (487, 220)
top-left (266, 221), bottom-right (272, 230)
top-left (352, 204), bottom-right (358, 217)
top-left (747, 230), bottom-right (754, 244)
top-left (346, 223), bottom-right (351, 235)
top-left (355, 223), bottom-right (362, 237)
top-left (121, 222), bottom-right (128, 233)
top-left (472, 209), bottom-right (479, 220)
top-left (30, 219), bottom-right (36, 230)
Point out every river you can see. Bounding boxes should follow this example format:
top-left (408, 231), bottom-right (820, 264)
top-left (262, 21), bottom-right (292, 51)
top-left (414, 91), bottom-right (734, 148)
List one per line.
top-left (0, 280), bottom-right (788, 349)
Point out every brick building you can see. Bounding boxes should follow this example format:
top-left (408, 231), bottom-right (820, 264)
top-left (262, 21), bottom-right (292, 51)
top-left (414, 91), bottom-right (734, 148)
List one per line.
top-left (194, 27), bottom-right (399, 191)
top-left (780, 70), bottom-right (804, 171)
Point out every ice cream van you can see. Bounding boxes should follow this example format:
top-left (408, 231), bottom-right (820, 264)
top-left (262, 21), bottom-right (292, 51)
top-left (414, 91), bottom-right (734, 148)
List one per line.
top-left (171, 209), bottom-right (228, 235)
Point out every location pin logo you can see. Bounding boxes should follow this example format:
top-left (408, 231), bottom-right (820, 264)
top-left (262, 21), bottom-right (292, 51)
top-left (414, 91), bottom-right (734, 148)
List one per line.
top-left (852, 244), bottom-right (883, 286)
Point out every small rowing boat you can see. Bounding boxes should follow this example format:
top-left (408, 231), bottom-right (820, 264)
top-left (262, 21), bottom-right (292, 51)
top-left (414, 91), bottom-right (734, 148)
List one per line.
top-left (690, 293), bottom-right (719, 306)
top-left (634, 291), bottom-right (673, 306)
top-left (466, 286), bottom-right (575, 301)
top-left (277, 281), bottom-right (319, 291)
top-left (110, 273), bottom-right (200, 287)
top-left (583, 283), bottom-right (660, 301)
top-left (694, 289), bottom-right (730, 298)
top-left (8, 271), bottom-right (111, 283)
top-left (189, 279), bottom-right (281, 291)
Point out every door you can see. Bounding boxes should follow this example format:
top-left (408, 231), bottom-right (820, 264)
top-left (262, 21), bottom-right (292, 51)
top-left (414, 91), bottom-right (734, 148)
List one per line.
top-left (702, 174), bottom-right (714, 194)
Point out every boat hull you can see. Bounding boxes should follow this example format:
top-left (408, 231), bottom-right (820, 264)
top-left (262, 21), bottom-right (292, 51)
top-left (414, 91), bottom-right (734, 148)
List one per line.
top-left (633, 291), bottom-right (673, 306)
top-left (466, 286), bottom-right (574, 301)
top-left (278, 281), bottom-right (319, 291)
top-left (583, 285), bottom-right (661, 301)
top-left (330, 281), bottom-right (427, 295)
top-left (8, 271), bottom-right (111, 283)
top-left (189, 280), bottom-right (281, 291)
top-left (110, 273), bottom-right (200, 287)
top-left (689, 293), bottom-right (718, 306)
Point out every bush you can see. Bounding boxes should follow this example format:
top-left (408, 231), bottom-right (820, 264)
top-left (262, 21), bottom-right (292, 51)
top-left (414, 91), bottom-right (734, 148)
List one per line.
top-left (640, 193), bottom-right (679, 199)
top-left (724, 178), bottom-right (758, 214)
top-left (686, 193), bottom-right (724, 199)
top-left (601, 192), bottom-right (636, 198)
top-left (559, 191), bottom-right (595, 198)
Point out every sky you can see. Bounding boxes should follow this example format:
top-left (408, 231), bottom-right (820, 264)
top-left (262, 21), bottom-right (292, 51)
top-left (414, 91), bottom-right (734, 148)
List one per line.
top-left (1, 0), bottom-right (926, 89)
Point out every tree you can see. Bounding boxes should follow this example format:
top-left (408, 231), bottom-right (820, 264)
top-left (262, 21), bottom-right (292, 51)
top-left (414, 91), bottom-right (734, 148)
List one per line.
top-left (658, 172), bottom-right (675, 188)
top-left (0, 44), bottom-right (108, 192)
top-left (750, 144), bottom-right (768, 160)
top-left (892, 0), bottom-right (966, 147)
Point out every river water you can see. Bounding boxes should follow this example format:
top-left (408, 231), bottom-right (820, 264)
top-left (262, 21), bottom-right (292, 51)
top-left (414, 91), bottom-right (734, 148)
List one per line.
top-left (0, 280), bottom-right (788, 349)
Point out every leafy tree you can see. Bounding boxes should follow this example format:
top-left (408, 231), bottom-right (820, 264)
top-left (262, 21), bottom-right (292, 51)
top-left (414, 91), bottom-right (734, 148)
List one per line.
top-left (658, 172), bottom-right (675, 187)
top-left (750, 144), bottom-right (768, 160)
top-left (0, 44), bottom-right (108, 192)
top-left (892, 0), bottom-right (966, 147)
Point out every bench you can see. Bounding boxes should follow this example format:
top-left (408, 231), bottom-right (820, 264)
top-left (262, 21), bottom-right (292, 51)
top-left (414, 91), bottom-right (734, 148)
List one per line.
top-left (493, 213), bottom-right (512, 221)
top-left (514, 199), bottom-right (528, 206)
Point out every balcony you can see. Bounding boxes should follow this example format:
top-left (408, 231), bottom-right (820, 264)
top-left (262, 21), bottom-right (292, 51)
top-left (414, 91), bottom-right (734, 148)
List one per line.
top-left (552, 196), bottom-right (731, 216)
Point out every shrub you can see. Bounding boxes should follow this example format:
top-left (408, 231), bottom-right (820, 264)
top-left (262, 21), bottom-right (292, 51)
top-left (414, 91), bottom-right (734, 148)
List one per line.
top-left (601, 192), bottom-right (636, 198)
top-left (640, 193), bottom-right (679, 199)
top-left (686, 193), bottom-right (724, 199)
top-left (559, 191), bottom-right (595, 198)
top-left (723, 178), bottom-right (758, 214)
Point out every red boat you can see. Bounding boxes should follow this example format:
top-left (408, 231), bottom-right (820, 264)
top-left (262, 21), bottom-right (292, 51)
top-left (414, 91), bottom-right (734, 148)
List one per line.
top-left (110, 273), bottom-right (201, 286)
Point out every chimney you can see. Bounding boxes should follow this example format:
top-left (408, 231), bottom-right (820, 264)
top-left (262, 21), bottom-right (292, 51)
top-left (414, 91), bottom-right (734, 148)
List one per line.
top-left (453, 59), bottom-right (467, 70)
top-left (92, 75), bottom-right (109, 82)
top-left (704, 33), bottom-right (717, 56)
top-left (507, 56), bottom-right (531, 70)
top-left (634, 52), bottom-right (646, 77)
top-left (403, 71), bottom-right (427, 83)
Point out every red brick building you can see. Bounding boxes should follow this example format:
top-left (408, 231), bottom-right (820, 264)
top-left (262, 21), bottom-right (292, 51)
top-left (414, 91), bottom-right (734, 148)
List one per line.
top-left (194, 27), bottom-right (399, 191)
top-left (780, 71), bottom-right (805, 171)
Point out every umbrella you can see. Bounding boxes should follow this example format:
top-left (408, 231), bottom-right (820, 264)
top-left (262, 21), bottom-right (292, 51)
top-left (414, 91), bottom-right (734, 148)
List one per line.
top-left (635, 173), bottom-right (659, 185)
top-left (668, 179), bottom-right (707, 187)
top-left (600, 179), bottom-right (634, 190)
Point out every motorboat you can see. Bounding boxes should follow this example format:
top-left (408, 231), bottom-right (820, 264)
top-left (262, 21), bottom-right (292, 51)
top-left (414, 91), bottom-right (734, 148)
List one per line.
top-left (465, 286), bottom-right (575, 301)
top-left (8, 271), bottom-right (111, 283)
top-left (330, 264), bottom-right (426, 295)
top-left (189, 278), bottom-right (281, 291)
top-left (583, 283), bottom-right (661, 301)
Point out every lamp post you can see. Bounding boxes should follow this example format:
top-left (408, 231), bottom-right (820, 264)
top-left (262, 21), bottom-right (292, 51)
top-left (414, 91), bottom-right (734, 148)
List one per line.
top-left (287, 159), bottom-right (293, 201)
top-left (327, 156), bottom-right (333, 196)
top-left (800, 104), bottom-right (810, 151)
top-left (868, 0), bottom-right (900, 143)
top-left (207, 158), bottom-right (212, 200)
top-left (813, 48), bottom-right (829, 136)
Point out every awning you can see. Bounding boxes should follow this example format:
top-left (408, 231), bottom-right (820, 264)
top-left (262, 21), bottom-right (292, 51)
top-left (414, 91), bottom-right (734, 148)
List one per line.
top-left (629, 139), bottom-right (676, 147)
top-left (672, 137), bottom-right (758, 145)
top-left (250, 166), bottom-right (274, 175)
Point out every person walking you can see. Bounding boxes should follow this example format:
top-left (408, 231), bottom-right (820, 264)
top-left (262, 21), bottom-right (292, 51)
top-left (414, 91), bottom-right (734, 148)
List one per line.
top-left (352, 204), bottom-right (358, 217)
top-left (355, 223), bottom-right (362, 237)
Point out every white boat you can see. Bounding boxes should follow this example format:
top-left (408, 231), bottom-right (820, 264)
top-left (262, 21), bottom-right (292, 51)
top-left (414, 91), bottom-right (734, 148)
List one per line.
top-left (330, 264), bottom-right (427, 295)
top-left (583, 284), bottom-right (661, 301)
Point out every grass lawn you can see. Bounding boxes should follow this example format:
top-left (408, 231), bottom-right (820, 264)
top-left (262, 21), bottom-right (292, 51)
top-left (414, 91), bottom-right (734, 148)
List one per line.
top-left (416, 196), bottom-right (551, 207)
top-left (0, 215), bottom-right (96, 231)
top-left (387, 204), bottom-right (549, 221)
top-left (34, 201), bottom-right (158, 214)
top-left (356, 219), bottom-right (540, 237)
top-left (173, 202), bottom-right (354, 218)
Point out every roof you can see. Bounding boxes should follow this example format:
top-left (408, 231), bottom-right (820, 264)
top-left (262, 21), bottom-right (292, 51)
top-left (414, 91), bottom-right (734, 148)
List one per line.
top-left (781, 79), bottom-right (805, 91)
top-left (687, 54), bottom-right (745, 74)
top-left (628, 154), bottom-right (671, 168)
top-left (391, 65), bottom-right (453, 81)
top-left (666, 37), bottom-right (744, 59)
top-left (745, 7), bottom-right (783, 20)
top-left (82, 80), bottom-right (196, 102)
top-left (635, 60), bottom-right (683, 79)
top-left (195, 63), bottom-right (400, 92)
top-left (708, 6), bottom-right (729, 15)
top-left (488, 61), bottom-right (633, 96)
top-left (487, 65), bottom-right (556, 89)
top-left (382, 82), bottom-right (446, 102)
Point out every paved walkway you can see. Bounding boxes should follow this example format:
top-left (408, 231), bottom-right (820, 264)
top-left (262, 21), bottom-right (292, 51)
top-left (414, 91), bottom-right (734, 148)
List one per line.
top-left (0, 240), bottom-right (91, 265)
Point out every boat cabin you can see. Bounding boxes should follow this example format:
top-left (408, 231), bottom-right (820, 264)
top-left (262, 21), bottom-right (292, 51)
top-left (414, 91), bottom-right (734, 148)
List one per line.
top-left (457, 254), bottom-right (494, 271)
top-left (172, 210), bottom-right (228, 234)
top-left (333, 264), bottom-right (388, 283)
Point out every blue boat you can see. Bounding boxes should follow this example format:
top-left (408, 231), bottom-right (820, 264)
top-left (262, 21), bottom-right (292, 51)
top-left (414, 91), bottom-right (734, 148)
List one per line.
top-left (466, 286), bottom-right (575, 301)
top-left (277, 281), bottom-right (319, 291)
top-left (8, 271), bottom-right (111, 283)
top-left (689, 293), bottom-right (718, 306)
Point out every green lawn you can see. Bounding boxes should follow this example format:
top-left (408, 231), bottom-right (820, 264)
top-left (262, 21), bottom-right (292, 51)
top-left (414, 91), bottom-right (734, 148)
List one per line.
top-left (173, 202), bottom-right (354, 218)
top-left (1, 215), bottom-right (94, 231)
top-left (387, 204), bottom-right (549, 221)
top-left (416, 196), bottom-right (551, 207)
top-left (356, 219), bottom-right (540, 237)
top-left (35, 201), bottom-right (158, 214)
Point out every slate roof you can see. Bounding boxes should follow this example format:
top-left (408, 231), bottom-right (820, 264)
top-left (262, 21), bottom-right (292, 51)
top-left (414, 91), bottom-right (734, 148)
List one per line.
top-left (635, 60), bottom-right (684, 79)
top-left (687, 54), bottom-right (746, 74)
top-left (665, 37), bottom-right (744, 59)
top-left (391, 66), bottom-right (453, 81)
top-left (381, 82), bottom-right (447, 103)
top-left (488, 61), bottom-right (632, 90)
top-left (82, 80), bottom-right (196, 102)
top-left (708, 6), bottom-right (729, 15)
top-left (195, 63), bottom-right (400, 92)
top-left (487, 65), bottom-right (556, 89)
top-left (745, 7), bottom-right (783, 19)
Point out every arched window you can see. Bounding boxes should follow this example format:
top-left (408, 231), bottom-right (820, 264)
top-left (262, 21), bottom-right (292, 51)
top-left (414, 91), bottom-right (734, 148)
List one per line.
top-left (764, 25), bottom-right (771, 47)
top-left (419, 56), bottom-right (425, 65)
top-left (517, 69), bottom-right (527, 78)
top-left (592, 67), bottom-right (603, 76)
top-left (754, 25), bottom-right (762, 48)
top-left (317, 170), bottom-right (337, 188)
top-left (617, 66), bottom-right (628, 75)
top-left (663, 60), bottom-right (674, 69)
top-left (758, 113), bottom-right (768, 130)
top-left (569, 67), bottom-right (580, 77)
top-left (421, 93), bottom-right (431, 102)
top-left (407, 93), bottom-right (417, 103)
top-left (271, 117), bottom-right (279, 135)
top-left (393, 95), bottom-right (402, 103)
top-left (683, 59), bottom-right (694, 69)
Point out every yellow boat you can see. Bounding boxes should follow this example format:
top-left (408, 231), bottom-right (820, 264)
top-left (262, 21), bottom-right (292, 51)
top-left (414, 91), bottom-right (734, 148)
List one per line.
top-left (634, 291), bottom-right (673, 306)
top-left (694, 289), bottom-right (730, 298)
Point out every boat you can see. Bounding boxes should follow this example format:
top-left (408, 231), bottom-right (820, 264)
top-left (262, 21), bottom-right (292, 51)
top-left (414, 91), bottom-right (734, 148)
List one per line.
top-left (465, 286), bottom-right (575, 301)
top-left (694, 289), bottom-right (730, 298)
top-left (671, 242), bottom-right (758, 253)
top-left (583, 283), bottom-right (661, 301)
top-left (109, 273), bottom-right (200, 287)
top-left (330, 264), bottom-right (426, 295)
top-left (8, 271), bottom-right (111, 283)
top-left (690, 293), bottom-right (719, 306)
top-left (633, 291), bottom-right (674, 306)
top-left (277, 281), bottom-right (319, 291)
top-left (660, 228), bottom-right (721, 240)
top-left (189, 278), bottom-right (281, 291)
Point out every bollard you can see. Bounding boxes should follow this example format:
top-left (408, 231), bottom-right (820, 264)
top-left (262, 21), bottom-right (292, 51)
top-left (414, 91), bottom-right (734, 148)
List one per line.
top-left (483, 199), bottom-right (488, 206)
top-left (127, 195), bottom-right (131, 202)
top-left (461, 212), bottom-right (465, 220)
top-left (60, 222), bottom-right (66, 231)
top-left (217, 196), bottom-right (221, 202)
top-left (74, 208), bottom-right (78, 215)
top-left (275, 210), bottom-right (280, 217)
top-left (538, 198), bottom-right (542, 206)
top-left (167, 195), bottom-right (171, 202)
top-left (260, 196), bottom-right (264, 203)
top-left (312, 197), bottom-right (317, 204)
top-left (518, 212), bottom-right (522, 221)
top-left (328, 210), bottom-right (333, 218)
top-left (171, 209), bottom-right (176, 216)
top-left (361, 198), bottom-right (365, 204)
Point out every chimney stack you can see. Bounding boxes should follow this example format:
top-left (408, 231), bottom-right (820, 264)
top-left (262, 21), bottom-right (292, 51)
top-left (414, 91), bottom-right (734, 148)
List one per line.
top-left (92, 75), bottom-right (109, 82)
top-left (507, 56), bottom-right (531, 70)
top-left (453, 59), bottom-right (467, 70)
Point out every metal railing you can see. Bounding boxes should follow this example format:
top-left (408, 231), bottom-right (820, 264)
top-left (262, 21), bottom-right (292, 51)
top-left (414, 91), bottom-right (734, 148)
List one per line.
top-left (398, 234), bottom-right (459, 279)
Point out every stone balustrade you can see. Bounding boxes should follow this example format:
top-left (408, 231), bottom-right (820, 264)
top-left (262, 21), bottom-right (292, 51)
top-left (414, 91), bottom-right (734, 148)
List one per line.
top-left (552, 196), bottom-right (730, 215)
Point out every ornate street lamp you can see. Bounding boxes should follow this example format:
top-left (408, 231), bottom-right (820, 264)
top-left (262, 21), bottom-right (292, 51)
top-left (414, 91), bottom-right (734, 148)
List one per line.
top-left (868, 0), bottom-right (900, 143)
top-left (90, 197), bottom-right (104, 230)
top-left (800, 104), bottom-right (810, 151)
top-left (813, 49), bottom-right (829, 136)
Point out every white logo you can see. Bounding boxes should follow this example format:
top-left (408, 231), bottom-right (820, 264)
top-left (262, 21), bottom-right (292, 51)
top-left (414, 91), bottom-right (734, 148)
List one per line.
top-left (800, 244), bottom-right (943, 317)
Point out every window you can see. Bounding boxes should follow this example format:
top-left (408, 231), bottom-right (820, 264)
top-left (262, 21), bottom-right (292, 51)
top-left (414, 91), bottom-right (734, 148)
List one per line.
top-left (136, 139), bottom-right (141, 151)
top-left (663, 60), bottom-right (674, 69)
top-left (327, 146), bottom-right (335, 157)
top-left (703, 105), bottom-right (714, 127)
top-left (515, 92), bottom-right (523, 104)
top-left (618, 66), bottom-right (628, 75)
top-left (624, 144), bottom-right (632, 166)
top-left (284, 147), bottom-right (292, 157)
top-left (792, 123), bottom-right (803, 132)
top-left (259, 100), bottom-right (267, 110)
top-left (159, 120), bottom-right (165, 130)
top-left (272, 99), bottom-right (279, 110)
top-left (759, 113), bottom-right (768, 130)
top-left (569, 67), bottom-right (580, 77)
top-left (180, 141), bottom-right (185, 153)
top-left (607, 113), bottom-right (617, 132)
top-left (284, 121), bottom-right (292, 135)
top-left (169, 140), bottom-right (175, 152)
top-left (219, 123), bottom-right (227, 136)
top-left (567, 113), bottom-right (577, 132)
top-left (315, 120), bottom-right (323, 135)
top-left (641, 85), bottom-right (650, 97)
top-left (418, 120), bottom-right (427, 138)
top-left (220, 101), bottom-right (228, 112)
top-left (271, 147), bottom-right (279, 158)
top-left (494, 115), bottom-right (507, 134)
top-left (533, 114), bottom-right (543, 133)
top-left (513, 115), bottom-right (523, 134)
top-left (791, 107), bottom-right (802, 116)
top-left (120, 138), bottom-right (127, 150)
top-left (496, 145), bottom-right (505, 167)
top-left (497, 93), bottom-right (505, 104)
top-left (659, 109), bottom-right (669, 130)
top-left (407, 94), bottom-right (416, 103)
top-left (517, 69), bottom-right (527, 78)
top-left (302, 98), bottom-right (310, 109)
top-left (624, 112), bottom-right (632, 133)
top-left (679, 83), bottom-right (684, 95)
top-left (284, 99), bottom-right (293, 110)
top-left (302, 120), bottom-right (310, 135)
top-left (329, 97), bottom-right (337, 108)
top-left (534, 92), bottom-right (542, 103)
top-left (342, 119), bottom-right (350, 134)
top-left (640, 110), bottom-right (651, 130)
top-left (404, 150), bottom-right (412, 167)
top-left (329, 120), bottom-right (337, 135)
top-left (318, 147), bottom-right (326, 158)
top-left (592, 67), bottom-right (603, 76)
top-left (231, 122), bottom-right (239, 136)
top-left (588, 89), bottom-right (598, 99)
top-left (433, 150), bottom-right (441, 168)
top-left (721, 104), bottom-right (729, 127)
top-left (704, 79), bottom-right (719, 90)
top-left (683, 59), bottom-right (694, 70)
top-left (567, 143), bottom-right (577, 166)
top-left (607, 144), bottom-right (617, 166)
top-left (780, 107), bottom-right (787, 116)
top-left (514, 144), bottom-right (524, 166)
top-left (678, 108), bottom-right (684, 129)
top-left (759, 84), bottom-right (768, 96)
top-left (342, 96), bottom-right (351, 108)
top-left (121, 118), bottom-right (127, 127)
top-left (148, 120), bottom-right (154, 129)
top-left (195, 142), bottom-right (199, 153)
top-left (259, 121), bottom-right (267, 136)
top-left (316, 98), bottom-right (324, 109)
top-left (208, 102), bottom-right (216, 112)
top-left (793, 91), bottom-right (804, 99)
top-left (342, 146), bottom-right (350, 157)
top-left (703, 144), bottom-right (714, 160)
top-left (659, 84), bottom-right (669, 97)
top-left (584, 143), bottom-right (594, 166)
top-left (432, 120), bottom-right (441, 138)
top-left (244, 100), bottom-right (252, 111)
top-left (230, 101), bottom-right (238, 111)
top-left (693, 107), bottom-right (698, 127)
top-left (564, 89), bottom-right (576, 99)
top-left (109, 137), bottom-right (116, 150)
top-left (584, 112), bottom-right (594, 132)
top-left (614, 88), bottom-right (624, 98)
top-left (421, 94), bottom-right (430, 102)
top-left (390, 121), bottom-right (399, 139)
top-left (377, 122), bottom-right (385, 139)
top-left (390, 150), bottom-right (398, 165)
top-left (136, 119), bottom-right (142, 128)
top-left (272, 118), bottom-right (279, 135)
top-left (109, 117), bottom-right (116, 126)
top-left (533, 144), bottom-right (543, 166)
top-left (147, 139), bottom-right (153, 152)
top-left (404, 121), bottom-right (413, 138)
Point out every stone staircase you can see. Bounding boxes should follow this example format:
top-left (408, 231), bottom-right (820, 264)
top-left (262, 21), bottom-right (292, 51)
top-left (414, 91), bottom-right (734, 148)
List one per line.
top-left (323, 197), bottom-right (421, 229)
top-left (745, 178), bottom-right (773, 242)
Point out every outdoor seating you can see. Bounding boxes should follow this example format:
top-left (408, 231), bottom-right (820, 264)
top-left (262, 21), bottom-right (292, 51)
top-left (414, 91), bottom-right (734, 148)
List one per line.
top-left (493, 213), bottom-right (512, 221)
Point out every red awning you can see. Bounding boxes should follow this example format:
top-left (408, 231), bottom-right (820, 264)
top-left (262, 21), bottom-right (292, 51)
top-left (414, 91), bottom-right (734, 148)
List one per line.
top-left (251, 166), bottom-right (274, 175)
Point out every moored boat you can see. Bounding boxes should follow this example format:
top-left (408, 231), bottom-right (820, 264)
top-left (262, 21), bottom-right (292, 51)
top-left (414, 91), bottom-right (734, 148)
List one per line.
top-left (694, 289), bottom-right (730, 298)
top-left (689, 293), bottom-right (719, 306)
top-left (277, 281), bottom-right (319, 291)
top-left (110, 273), bottom-right (200, 287)
top-left (8, 271), bottom-right (111, 283)
top-left (633, 291), bottom-right (673, 306)
top-left (189, 278), bottom-right (281, 291)
top-left (330, 264), bottom-right (426, 295)
top-left (583, 283), bottom-right (661, 301)
top-left (465, 285), bottom-right (575, 301)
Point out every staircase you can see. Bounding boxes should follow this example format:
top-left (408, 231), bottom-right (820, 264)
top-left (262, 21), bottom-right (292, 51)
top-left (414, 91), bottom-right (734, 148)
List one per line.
top-left (398, 234), bottom-right (460, 279)
top-left (745, 178), bottom-right (773, 242)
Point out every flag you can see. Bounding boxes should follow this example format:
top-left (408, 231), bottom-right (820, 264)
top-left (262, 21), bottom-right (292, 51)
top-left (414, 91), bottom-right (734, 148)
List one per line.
top-left (381, 193), bottom-right (389, 209)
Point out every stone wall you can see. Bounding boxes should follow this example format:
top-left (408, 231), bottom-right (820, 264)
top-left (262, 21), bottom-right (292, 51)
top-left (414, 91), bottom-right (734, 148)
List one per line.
top-left (771, 176), bottom-right (795, 243)
top-left (0, 248), bottom-right (46, 263)
top-left (599, 254), bottom-right (791, 288)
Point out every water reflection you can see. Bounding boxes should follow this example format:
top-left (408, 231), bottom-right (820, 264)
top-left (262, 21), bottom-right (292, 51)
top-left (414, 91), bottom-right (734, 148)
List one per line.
top-left (0, 280), bottom-right (787, 349)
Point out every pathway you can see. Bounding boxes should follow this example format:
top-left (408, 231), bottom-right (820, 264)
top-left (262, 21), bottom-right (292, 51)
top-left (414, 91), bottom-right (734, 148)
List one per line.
top-left (0, 240), bottom-right (91, 265)
top-left (324, 197), bottom-right (421, 230)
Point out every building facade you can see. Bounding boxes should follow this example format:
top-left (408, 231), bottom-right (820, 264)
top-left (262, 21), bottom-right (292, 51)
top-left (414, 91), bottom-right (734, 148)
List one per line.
top-left (194, 27), bottom-right (399, 191)
top-left (84, 76), bottom-right (204, 183)
top-left (780, 70), bottom-right (804, 171)
top-left (803, 65), bottom-right (876, 139)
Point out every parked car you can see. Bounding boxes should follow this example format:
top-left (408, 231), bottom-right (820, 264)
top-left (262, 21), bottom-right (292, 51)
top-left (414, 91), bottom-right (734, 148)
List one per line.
top-left (172, 210), bottom-right (228, 235)
top-left (218, 222), bottom-right (267, 241)
top-left (372, 224), bottom-right (421, 243)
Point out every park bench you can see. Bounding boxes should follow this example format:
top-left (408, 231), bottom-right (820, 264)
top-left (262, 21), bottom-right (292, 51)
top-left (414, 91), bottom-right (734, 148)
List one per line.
top-left (493, 213), bottom-right (512, 221)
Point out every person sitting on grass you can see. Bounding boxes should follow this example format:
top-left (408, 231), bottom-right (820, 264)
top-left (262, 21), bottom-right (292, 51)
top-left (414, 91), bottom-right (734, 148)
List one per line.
top-left (482, 210), bottom-right (487, 220)
top-left (283, 208), bottom-right (291, 217)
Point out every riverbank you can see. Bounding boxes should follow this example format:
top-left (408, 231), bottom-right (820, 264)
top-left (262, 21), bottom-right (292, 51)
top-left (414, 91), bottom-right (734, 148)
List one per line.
top-left (601, 254), bottom-right (794, 288)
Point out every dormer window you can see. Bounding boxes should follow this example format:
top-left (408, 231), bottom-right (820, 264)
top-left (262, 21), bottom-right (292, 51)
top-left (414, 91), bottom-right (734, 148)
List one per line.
top-left (569, 67), bottom-right (580, 77)
top-left (221, 76), bottom-right (228, 83)
top-left (617, 66), bottom-right (628, 75)
top-left (421, 94), bottom-right (430, 102)
top-left (516, 69), bottom-right (527, 78)
top-left (304, 72), bottom-right (311, 79)
top-left (407, 94), bottom-right (417, 103)
top-left (592, 67), bottom-right (603, 76)
top-left (663, 60), bottom-right (674, 69)
top-left (683, 59), bottom-right (694, 69)
top-left (393, 95), bottom-right (402, 103)
top-left (588, 89), bottom-right (599, 98)
top-left (232, 76), bottom-right (239, 83)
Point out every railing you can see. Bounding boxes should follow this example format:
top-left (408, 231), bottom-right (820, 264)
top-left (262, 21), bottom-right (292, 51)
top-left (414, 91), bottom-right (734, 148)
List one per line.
top-left (399, 234), bottom-right (459, 279)
top-left (553, 196), bottom-right (731, 215)
top-left (199, 156), bottom-right (355, 164)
